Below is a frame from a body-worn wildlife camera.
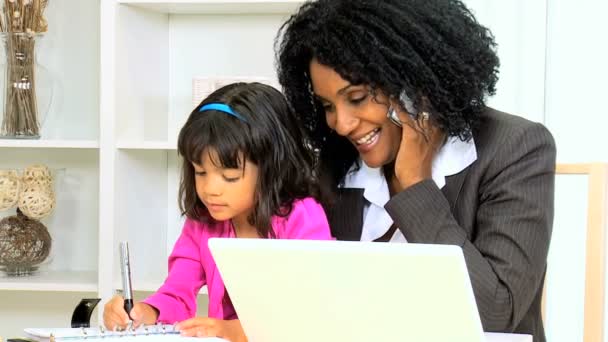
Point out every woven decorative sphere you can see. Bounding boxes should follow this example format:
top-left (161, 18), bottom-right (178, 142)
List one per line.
top-left (0, 210), bottom-right (52, 276)
top-left (18, 183), bottom-right (56, 220)
top-left (0, 170), bottom-right (21, 211)
top-left (22, 164), bottom-right (53, 188)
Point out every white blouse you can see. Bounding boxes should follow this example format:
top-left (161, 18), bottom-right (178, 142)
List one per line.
top-left (342, 136), bottom-right (478, 242)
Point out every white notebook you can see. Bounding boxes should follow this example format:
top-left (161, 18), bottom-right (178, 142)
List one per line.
top-left (24, 325), bottom-right (227, 342)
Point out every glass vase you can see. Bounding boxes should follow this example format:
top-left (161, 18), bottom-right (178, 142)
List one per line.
top-left (0, 32), bottom-right (53, 139)
top-left (0, 166), bottom-right (60, 277)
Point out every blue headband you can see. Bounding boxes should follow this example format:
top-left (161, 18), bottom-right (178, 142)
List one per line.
top-left (198, 103), bottom-right (248, 123)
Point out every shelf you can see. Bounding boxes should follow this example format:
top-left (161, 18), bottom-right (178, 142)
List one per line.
top-left (118, 0), bottom-right (304, 14)
top-left (117, 140), bottom-right (177, 150)
top-left (0, 270), bottom-right (98, 292)
top-left (0, 139), bottom-right (99, 149)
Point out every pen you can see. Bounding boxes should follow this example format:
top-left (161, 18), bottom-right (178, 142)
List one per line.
top-left (120, 241), bottom-right (134, 319)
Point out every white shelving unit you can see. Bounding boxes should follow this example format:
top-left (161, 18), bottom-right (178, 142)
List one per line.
top-left (0, 0), bottom-right (301, 336)
top-left (116, 140), bottom-right (177, 150)
top-left (118, 0), bottom-right (303, 14)
top-left (0, 271), bottom-right (98, 292)
top-left (0, 140), bottom-right (99, 149)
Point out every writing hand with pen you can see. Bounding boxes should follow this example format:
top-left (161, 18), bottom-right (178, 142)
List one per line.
top-left (103, 241), bottom-right (158, 331)
top-left (103, 295), bottom-right (159, 331)
top-left (102, 297), bottom-right (247, 341)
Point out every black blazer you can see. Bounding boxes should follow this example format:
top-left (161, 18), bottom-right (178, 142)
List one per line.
top-left (325, 108), bottom-right (555, 342)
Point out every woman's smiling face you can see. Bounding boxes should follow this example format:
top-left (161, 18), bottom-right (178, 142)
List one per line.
top-left (309, 59), bottom-right (402, 168)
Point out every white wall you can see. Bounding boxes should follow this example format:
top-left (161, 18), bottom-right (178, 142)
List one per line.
top-left (544, 0), bottom-right (608, 163)
top-left (466, 0), bottom-right (547, 124)
top-left (466, 0), bottom-right (608, 160)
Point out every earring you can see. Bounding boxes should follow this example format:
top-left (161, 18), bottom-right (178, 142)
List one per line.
top-left (413, 111), bottom-right (431, 138)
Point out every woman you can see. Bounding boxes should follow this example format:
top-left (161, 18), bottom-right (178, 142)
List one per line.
top-left (275, 1), bottom-right (555, 341)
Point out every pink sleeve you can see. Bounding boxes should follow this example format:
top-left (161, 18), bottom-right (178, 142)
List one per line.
top-left (143, 220), bottom-right (206, 323)
top-left (282, 197), bottom-right (334, 240)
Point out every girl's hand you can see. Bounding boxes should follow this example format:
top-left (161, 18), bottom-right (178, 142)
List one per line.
top-left (176, 317), bottom-right (247, 342)
top-left (103, 295), bottom-right (159, 330)
top-left (393, 108), bottom-right (446, 191)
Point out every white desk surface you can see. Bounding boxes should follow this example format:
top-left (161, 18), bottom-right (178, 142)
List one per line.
top-left (205, 335), bottom-right (530, 342)
top-left (196, 334), bottom-right (531, 342)
top-left (21, 330), bottom-right (531, 342)
top-left (485, 332), bottom-right (533, 342)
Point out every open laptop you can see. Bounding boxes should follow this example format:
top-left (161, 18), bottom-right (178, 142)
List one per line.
top-left (208, 238), bottom-right (485, 342)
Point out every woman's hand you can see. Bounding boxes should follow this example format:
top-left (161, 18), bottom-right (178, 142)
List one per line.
top-left (393, 108), bottom-right (446, 191)
top-left (103, 295), bottom-right (159, 330)
top-left (176, 317), bottom-right (247, 342)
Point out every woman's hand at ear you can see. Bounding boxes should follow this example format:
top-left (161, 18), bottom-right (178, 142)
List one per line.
top-left (392, 109), bottom-right (446, 192)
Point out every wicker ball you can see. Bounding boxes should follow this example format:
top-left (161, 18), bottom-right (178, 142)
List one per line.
top-left (0, 210), bottom-right (52, 271)
top-left (0, 170), bottom-right (21, 211)
top-left (18, 184), bottom-right (56, 220)
top-left (22, 164), bottom-right (53, 188)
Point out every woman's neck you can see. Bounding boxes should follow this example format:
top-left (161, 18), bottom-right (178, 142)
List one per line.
top-left (383, 162), bottom-right (402, 196)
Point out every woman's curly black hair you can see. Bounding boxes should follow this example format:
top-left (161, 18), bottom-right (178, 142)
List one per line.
top-left (275, 0), bottom-right (500, 187)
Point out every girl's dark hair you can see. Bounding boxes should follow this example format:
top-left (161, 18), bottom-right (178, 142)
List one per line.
top-left (177, 82), bottom-right (321, 238)
top-left (275, 0), bottom-right (500, 187)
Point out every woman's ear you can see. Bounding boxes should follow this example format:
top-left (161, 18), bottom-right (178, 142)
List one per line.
top-left (418, 95), bottom-right (436, 116)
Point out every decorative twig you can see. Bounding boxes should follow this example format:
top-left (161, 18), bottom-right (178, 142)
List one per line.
top-left (0, 0), bottom-right (48, 138)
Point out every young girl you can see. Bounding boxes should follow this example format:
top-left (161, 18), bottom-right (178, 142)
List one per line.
top-left (103, 83), bottom-right (333, 341)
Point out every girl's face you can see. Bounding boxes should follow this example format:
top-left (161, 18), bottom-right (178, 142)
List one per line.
top-left (309, 59), bottom-right (403, 168)
top-left (193, 148), bottom-right (258, 225)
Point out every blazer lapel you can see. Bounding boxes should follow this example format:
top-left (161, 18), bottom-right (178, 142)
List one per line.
top-left (441, 167), bottom-right (470, 211)
top-left (325, 188), bottom-right (365, 241)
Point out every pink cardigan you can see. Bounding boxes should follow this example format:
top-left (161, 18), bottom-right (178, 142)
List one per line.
top-left (143, 197), bottom-right (332, 322)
